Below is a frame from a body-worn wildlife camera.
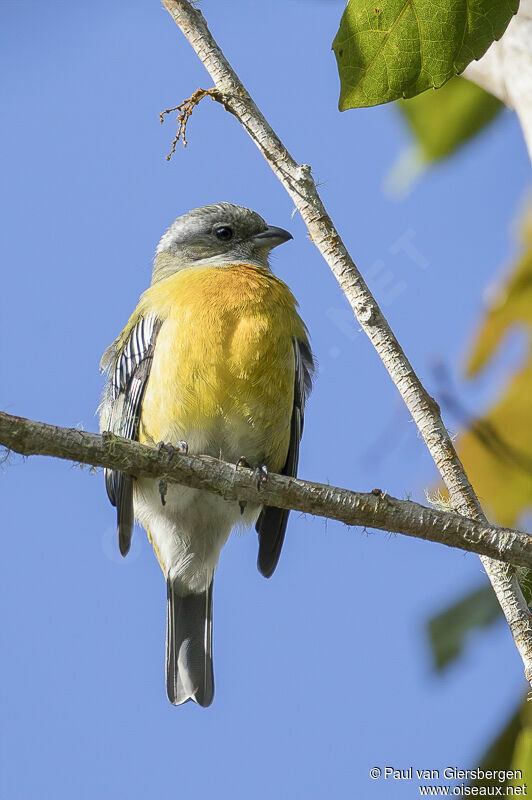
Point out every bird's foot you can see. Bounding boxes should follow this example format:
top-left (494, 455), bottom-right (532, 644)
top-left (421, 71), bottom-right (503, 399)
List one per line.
top-left (236, 459), bottom-right (251, 514)
top-left (156, 441), bottom-right (188, 506)
top-left (255, 464), bottom-right (268, 490)
top-left (236, 457), bottom-right (268, 490)
top-left (157, 440), bottom-right (189, 461)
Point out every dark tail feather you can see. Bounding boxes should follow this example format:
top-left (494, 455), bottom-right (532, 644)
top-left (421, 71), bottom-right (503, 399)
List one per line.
top-left (166, 578), bottom-right (214, 707)
top-left (117, 474), bottom-right (134, 557)
top-left (256, 505), bottom-right (289, 578)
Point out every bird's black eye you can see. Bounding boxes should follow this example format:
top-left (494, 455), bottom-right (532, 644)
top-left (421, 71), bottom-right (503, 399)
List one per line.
top-left (214, 225), bottom-right (233, 241)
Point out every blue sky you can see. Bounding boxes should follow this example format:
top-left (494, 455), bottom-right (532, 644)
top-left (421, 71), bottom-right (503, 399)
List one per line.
top-left (1, 1), bottom-right (530, 798)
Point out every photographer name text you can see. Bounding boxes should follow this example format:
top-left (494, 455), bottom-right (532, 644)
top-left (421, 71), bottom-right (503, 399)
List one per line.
top-left (371, 768), bottom-right (523, 782)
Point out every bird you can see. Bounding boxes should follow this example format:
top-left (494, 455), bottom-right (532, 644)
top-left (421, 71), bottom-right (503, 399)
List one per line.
top-left (99, 202), bottom-right (314, 707)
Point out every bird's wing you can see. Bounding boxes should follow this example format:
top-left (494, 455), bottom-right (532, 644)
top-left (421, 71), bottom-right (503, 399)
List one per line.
top-left (256, 337), bottom-right (314, 578)
top-left (100, 313), bottom-right (162, 556)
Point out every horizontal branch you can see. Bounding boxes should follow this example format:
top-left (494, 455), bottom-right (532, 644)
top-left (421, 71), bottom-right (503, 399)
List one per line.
top-left (2, 410), bottom-right (532, 569)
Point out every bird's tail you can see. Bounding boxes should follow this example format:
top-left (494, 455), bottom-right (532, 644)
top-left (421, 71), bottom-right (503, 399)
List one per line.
top-left (165, 577), bottom-right (214, 707)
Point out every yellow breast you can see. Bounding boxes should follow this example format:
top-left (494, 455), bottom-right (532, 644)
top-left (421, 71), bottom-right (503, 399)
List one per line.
top-left (135, 264), bottom-right (307, 471)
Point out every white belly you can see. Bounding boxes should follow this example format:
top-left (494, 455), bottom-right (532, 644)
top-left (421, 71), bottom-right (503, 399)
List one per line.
top-left (133, 428), bottom-right (262, 592)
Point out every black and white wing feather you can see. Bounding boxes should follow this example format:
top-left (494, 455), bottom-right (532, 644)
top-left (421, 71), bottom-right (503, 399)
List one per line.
top-left (100, 314), bottom-right (162, 556)
top-left (256, 338), bottom-right (314, 578)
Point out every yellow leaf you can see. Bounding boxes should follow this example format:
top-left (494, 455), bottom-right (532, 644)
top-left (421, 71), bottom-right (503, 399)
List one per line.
top-left (509, 721), bottom-right (532, 789)
top-left (456, 206), bottom-right (532, 527)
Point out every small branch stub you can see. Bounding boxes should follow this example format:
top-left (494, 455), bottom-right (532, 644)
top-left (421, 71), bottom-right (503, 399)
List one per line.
top-left (160, 88), bottom-right (218, 157)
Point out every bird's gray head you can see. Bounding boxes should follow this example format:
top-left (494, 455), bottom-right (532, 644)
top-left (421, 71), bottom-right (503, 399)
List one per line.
top-left (152, 202), bottom-right (292, 283)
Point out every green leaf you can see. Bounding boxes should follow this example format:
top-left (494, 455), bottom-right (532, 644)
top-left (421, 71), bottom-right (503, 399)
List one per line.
top-left (398, 77), bottom-right (502, 163)
top-left (509, 718), bottom-right (532, 790)
top-left (427, 585), bottom-right (501, 671)
top-left (332, 0), bottom-right (519, 110)
top-left (469, 696), bottom-right (526, 789)
top-left (517, 568), bottom-right (532, 607)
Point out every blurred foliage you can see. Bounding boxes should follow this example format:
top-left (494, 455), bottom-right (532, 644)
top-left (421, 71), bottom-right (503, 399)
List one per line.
top-left (457, 207), bottom-right (532, 528)
top-left (332, 0), bottom-right (518, 109)
top-left (428, 207), bottom-right (532, 783)
top-left (510, 710), bottom-right (532, 789)
top-left (333, 0), bottom-right (530, 783)
top-left (428, 208), bottom-right (532, 662)
top-left (397, 77), bottom-right (502, 164)
top-left (427, 586), bottom-right (501, 671)
top-left (469, 695), bottom-right (532, 790)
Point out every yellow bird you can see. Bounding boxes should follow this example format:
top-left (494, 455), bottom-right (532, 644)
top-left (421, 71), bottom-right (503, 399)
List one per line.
top-left (99, 203), bottom-right (314, 706)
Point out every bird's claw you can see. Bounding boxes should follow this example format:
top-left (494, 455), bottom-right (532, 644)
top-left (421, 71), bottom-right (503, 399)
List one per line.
top-left (255, 465), bottom-right (268, 490)
top-left (236, 458), bottom-right (268, 489)
top-left (156, 441), bottom-right (188, 507)
top-left (157, 442), bottom-right (175, 462)
top-left (157, 440), bottom-right (189, 462)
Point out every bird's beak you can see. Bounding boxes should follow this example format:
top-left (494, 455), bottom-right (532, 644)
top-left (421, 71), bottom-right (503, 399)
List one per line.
top-left (251, 225), bottom-right (293, 250)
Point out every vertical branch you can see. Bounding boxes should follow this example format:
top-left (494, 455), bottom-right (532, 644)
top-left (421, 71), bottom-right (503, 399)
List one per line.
top-left (161, 0), bottom-right (532, 682)
top-left (464, 0), bottom-right (532, 159)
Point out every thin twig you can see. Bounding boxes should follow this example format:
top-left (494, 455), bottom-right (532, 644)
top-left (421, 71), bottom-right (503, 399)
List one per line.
top-left (161, 0), bottom-right (532, 682)
top-left (159, 88), bottom-right (217, 157)
top-left (2, 410), bottom-right (532, 569)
